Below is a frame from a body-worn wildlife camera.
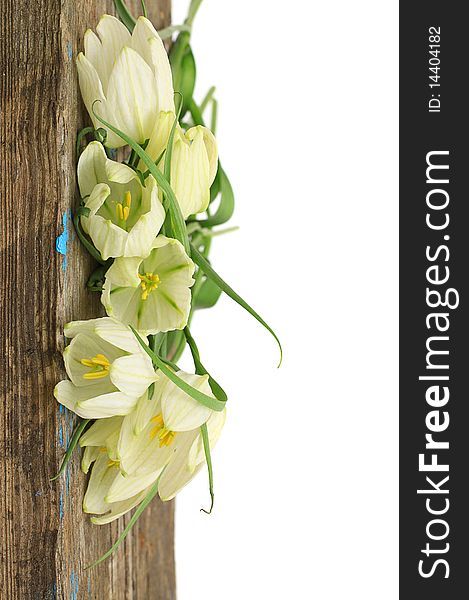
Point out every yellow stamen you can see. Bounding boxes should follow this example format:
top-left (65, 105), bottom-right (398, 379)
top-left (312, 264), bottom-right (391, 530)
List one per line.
top-left (116, 191), bottom-right (132, 224)
top-left (107, 458), bottom-right (120, 468)
top-left (138, 272), bottom-right (161, 301)
top-left (80, 353), bottom-right (111, 380)
top-left (149, 413), bottom-right (176, 447)
top-left (116, 203), bottom-right (124, 221)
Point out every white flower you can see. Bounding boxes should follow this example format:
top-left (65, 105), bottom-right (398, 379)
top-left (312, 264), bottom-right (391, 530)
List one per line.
top-left (149, 124), bottom-right (218, 219)
top-left (54, 318), bottom-right (158, 419)
top-left (79, 415), bottom-right (157, 525)
top-left (78, 372), bottom-right (226, 523)
top-left (77, 15), bottom-right (174, 147)
top-left (101, 235), bottom-right (195, 335)
top-left (111, 370), bottom-right (225, 504)
top-left (78, 141), bottom-right (165, 260)
top-left (169, 125), bottom-right (218, 219)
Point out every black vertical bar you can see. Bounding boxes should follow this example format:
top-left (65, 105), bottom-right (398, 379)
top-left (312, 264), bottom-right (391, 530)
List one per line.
top-left (400, 4), bottom-right (468, 596)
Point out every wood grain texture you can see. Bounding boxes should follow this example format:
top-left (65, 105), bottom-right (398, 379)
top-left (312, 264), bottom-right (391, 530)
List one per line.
top-left (0, 1), bottom-right (175, 598)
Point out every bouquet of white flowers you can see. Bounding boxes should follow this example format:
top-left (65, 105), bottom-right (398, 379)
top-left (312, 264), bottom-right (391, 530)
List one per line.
top-left (52, 0), bottom-right (281, 566)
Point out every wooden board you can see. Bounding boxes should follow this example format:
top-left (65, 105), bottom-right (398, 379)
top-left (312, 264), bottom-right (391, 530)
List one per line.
top-left (0, 1), bottom-right (176, 598)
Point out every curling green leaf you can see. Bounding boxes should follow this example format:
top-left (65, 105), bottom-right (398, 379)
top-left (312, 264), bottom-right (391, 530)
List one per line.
top-left (190, 244), bottom-right (283, 366)
top-left (130, 327), bottom-right (227, 411)
top-left (200, 423), bottom-right (214, 514)
top-left (76, 127), bottom-right (95, 157)
top-left (50, 419), bottom-right (90, 481)
top-left (184, 327), bottom-right (227, 403)
top-left (199, 165), bottom-right (235, 227)
top-left (179, 47), bottom-right (196, 118)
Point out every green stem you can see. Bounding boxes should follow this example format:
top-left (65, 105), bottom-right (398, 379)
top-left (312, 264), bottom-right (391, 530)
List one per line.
top-left (73, 213), bottom-right (106, 265)
top-left (200, 86), bottom-right (216, 114)
top-left (50, 419), bottom-right (90, 481)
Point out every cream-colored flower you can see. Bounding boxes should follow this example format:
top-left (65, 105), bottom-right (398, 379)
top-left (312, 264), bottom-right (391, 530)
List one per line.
top-left (101, 235), bottom-right (195, 335)
top-left (77, 15), bottom-right (174, 147)
top-left (78, 372), bottom-right (225, 523)
top-left (111, 370), bottom-right (226, 504)
top-left (150, 124), bottom-right (218, 219)
top-left (79, 414), bottom-right (157, 524)
top-left (78, 141), bottom-right (165, 260)
top-left (54, 318), bottom-right (158, 419)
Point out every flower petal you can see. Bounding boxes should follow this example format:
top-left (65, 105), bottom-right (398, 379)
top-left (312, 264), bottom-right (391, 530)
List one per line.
top-left (131, 17), bottom-right (174, 112)
top-left (77, 141), bottom-right (108, 198)
top-left (124, 179), bottom-right (165, 257)
top-left (77, 390), bottom-right (139, 418)
top-left (110, 353), bottom-right (157, 397)
top-left (95, 15), bottom-right (132, 92)
top-left (157, 430), bottom-right (200, 501)
top-left (55, 380), bottom-right (139, 419)
top-left (88, 214), bottom-right (128, 260)
top-left (161, 371), bottom-right (213, 432)
top-left (76, 53), bottom-right (106, 134)
top-left (90, 488), bottom-right (148, 525)
top-left (170, 127), bottom-right (211, 218)
top-left (81, 446), bottom-right (100, 474)
top-left (83, 453), bottom-right (119, 514)
top-left (93, 318), bottom-right (148, 354)
top-left (63, 332), bottom-right (121, 388)
top-left (106, 467), bottom-right (163, 503)
top-left (79, 416), bottom-right (124, 448)
top-left (106, 46), bottom-right (158, 144)
top-left (144, 110), bottom-right (174, 165)
top-left (186, 125), bottom-right (218, 185)
top-left (188, 408), bottom-right (227, 470)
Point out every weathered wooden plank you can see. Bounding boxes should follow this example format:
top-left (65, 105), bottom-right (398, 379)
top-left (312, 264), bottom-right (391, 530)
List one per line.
top-left (0, 1), bottom-right (175, 598)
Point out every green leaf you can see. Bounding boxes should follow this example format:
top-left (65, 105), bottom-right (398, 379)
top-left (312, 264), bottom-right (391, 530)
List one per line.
top-left (113, 0), bottom-right (136, 32)
top-left (165, 329), bottom-right (185, 362)
top-left (158, 24), bottom-right (192, 40)
top-left (194, 277), bottom-right (222, 310)
top-left (86, 476), bottom-right (161, 568)
top-left (179, 46), bottom-right (196, 118)
top-left (190, 244), bottom-right (283, 366)
top-left (186, 0), bottom-right (205, 26)
top-left (169, 32), bottom-right (190, 101)
top-left (199, 165), bottom-right (235, 227)
top-left (76, 127), bottom-right (95, 157)
top-left (163, 98), bottom-right (182, 186)
top-left (200, 423), bottom-right (214, 514)
top-left (200, 86), bottom-right (216, 115)
top-left (91, 102), bottom-right (190, 254)
top-left (183, 327), bottom-right (227, 403)
top-left (50, 419), bottom-right (90, 481)
top-left (73, 212), bottom-right (107, 266)
top-left (130, 327), bottom-right (227, 411)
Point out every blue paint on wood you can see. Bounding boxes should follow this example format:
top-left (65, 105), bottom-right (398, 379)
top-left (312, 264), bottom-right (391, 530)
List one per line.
top-left (58, 423), bottom-right (64, 449)
top-left (67, 41), bottom-right (73, 60)
top-left (59, 491), bottom-right (64, 521)
top-left (70, 571), bottom-right (79, 600)
top-left (55, 211), bottom-right (70, 271)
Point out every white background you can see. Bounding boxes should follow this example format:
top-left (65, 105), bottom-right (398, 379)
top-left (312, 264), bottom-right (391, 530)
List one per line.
top-left (172, 1), bottom-right (398, 598)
